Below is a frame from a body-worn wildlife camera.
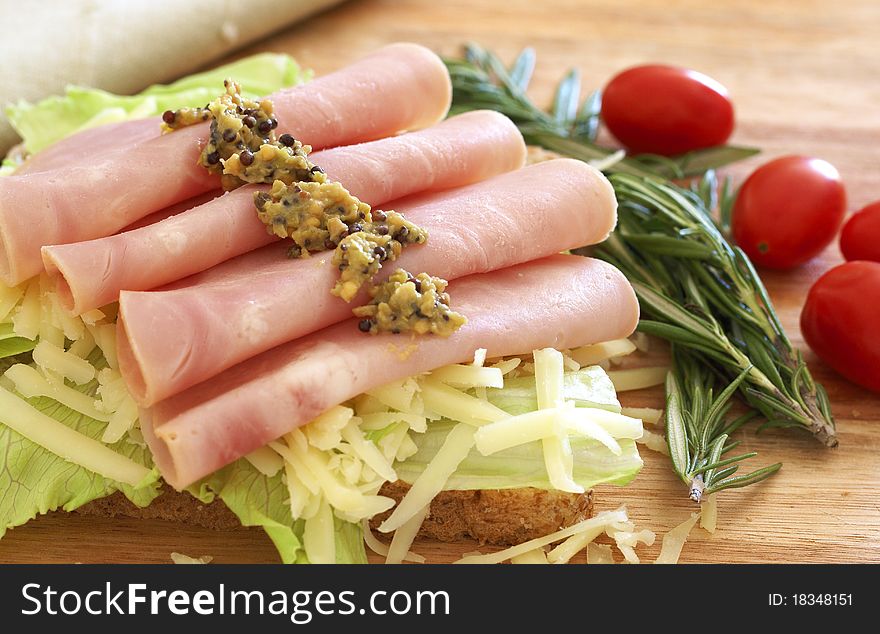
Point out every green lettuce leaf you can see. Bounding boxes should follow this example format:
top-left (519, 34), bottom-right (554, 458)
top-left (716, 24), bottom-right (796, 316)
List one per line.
top-left (488, 365), bottom-right (621, 415)
top-left (397, 421), bottom-right (642, 490)
top-left (0, 323), bottom-right (35, 358)
top-left (196, 459), bottom-right (367, 564)
top-left (395, 366), bottom-right (642, 490)
top-left (0, 351), bottom-right (161, 539)
top-left (4, 52), bottom-right (307, 157)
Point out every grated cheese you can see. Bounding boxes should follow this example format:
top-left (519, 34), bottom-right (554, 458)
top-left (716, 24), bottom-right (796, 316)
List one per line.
top-left (570, 339), bottom-right (637, 367)
top-left (631, 332), bottom-right (651, 353)
top-left (170, 553), bottom-right (213, 564)
top-left (454, 509), bottom-right (629, 564)
top-left (546, 525), bottom-right (605, 564)
top-left (608, 366), bottom-right (669, 392)
top-left (80, 308), bottom-right (106, 326)
top-left (243, 445), bottom-right (284, 477)
top-left (489, 357), bottom-right (521, 376)
top-left (471, 348), bottom-right (487, 367)
top-left (621, 406), bottom-right (663, 426)
top-left (700, 494), bottom-right (718, 533)
top-left (273, 433), bottom-right (393, 521)
top-left (587, 543), bottom-right (615, 564)
top-left (101, 393), bottom-right (138, 443)
top-left (284, 461), bottom-right (316, 520)
top-left (511, 548), bottom-right (550, 564)
top-left (637, 428), bottom-right (669, 455)
top-left (304, 405), bottom-right (353, 450)
top-left (5, 363), bottom-right (110, 422)
top-left (655, 513), bottom-right (701, 564)
top-left (358, 412), bottom-right (427, 433)
top-left (87, 323), bottom-right (118, 370)
top-left (419, 378), bottom-right (508, 426)
top-left (378, 423), bottom-right (476, 533)
top-left (68, 329), bottom-right (96, 359)
top-left (351, 393), bottom-right (388, 416)
top-left (340, 418), bottom-right (397, 482)
top-left (362, 521), bottom-right (425, 563)
top-left (428, 364), bottom-right (504, 389)
top-left (0, 385), bottom-right (150, 485)
top-left (366, 378), bottom-right (421, 413)
top-left (0, 282), bottom-right (24, 322)
top-left (12, 279), bottom-right (40, 340)
top-left (473, 406), bottom-right (641, 457)
top-left (385, 504), bottom-right (429, 564)
top-left (534, 348), bottom-right (581, 493)
top-left (0, 279), bottom-right (663, 568)
top-left (95, 370), bottom-right (130, 414)
top-left (32, 340), bottom-right (95, 385)
top-left (303, 496), bottom-right (335, 564)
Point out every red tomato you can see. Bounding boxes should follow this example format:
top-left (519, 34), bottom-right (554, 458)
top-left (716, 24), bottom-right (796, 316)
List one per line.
top-left (801, 261), bottom-right (880, 393)
top-left (601, 64), bottom-right (734, 155)
top-left (731, 156), bottom-right (846, 269)
top-left (840, 201), bottom-right (880, 262)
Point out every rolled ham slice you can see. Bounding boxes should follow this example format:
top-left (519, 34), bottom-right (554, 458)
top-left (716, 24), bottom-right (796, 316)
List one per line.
top-left (42, 110), bottom-right (525, 314)
top-left (141, 254), bottom-right (640, 489)
top-left (0, 43), bottom-right (451, 285)
top-left (18, 119), bottom-right (162, 175)
top-left (119, 159), bottom-right (617, 406)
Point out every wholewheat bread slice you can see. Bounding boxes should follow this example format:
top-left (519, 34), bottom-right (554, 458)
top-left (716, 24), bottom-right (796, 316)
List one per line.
top-left (76, 483), bottom-right (593, 547)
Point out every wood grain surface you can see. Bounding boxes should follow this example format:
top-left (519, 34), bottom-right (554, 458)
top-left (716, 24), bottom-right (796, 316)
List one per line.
top-left (1, 0), bottom-right (878, 564)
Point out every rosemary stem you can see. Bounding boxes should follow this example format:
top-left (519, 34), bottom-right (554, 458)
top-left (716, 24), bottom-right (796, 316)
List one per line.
top-left (688, 474), bottom-right (705, 503)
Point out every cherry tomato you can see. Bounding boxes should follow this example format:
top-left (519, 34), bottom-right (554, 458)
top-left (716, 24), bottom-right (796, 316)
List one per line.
top-left (840, 201), bottom-right (880, 262)
top-left (731, 156), bottom-right (846, 269)
top-left (601, 64), bottom-right (734, 155)
top-left (801, 261), bottom-right (880, 393)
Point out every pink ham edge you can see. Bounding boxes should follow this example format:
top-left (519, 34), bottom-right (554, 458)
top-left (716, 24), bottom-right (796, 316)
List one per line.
top-left (140, 254), bottom-right (640, 490)
top-left (0, 42), bottom-right (451, 286)
top-left (118, 158), bottom-right (618, 406)
top-left (41, 110), bottom-right (525, 315)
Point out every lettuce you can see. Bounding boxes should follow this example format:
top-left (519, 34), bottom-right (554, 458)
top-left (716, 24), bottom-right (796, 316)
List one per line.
top-left (195, 460), bottom-right (367, 564)
top-left (487, 365), bottom-right (621, 415)
top-left (397, 422), bottom-right (642, 490)
top-left (0, 323), bottom-right (35, 358)
top-left (3, 52), bottom-right (307, 164)
top-left (395, 367), bottom-right (642, 490)
top-left (0, 351), bottom-right (161, 540)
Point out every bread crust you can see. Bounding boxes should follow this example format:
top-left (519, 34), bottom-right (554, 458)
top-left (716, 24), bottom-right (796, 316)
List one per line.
top-left (77, 483), bottom-right (593, 547)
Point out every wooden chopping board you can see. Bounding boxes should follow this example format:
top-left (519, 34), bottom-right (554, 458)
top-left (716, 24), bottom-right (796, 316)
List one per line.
top-left (1, 0), bottom-right (878, 564)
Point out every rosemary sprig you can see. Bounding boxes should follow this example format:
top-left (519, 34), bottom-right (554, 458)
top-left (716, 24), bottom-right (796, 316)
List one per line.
top-left (446, 44), bottom-right (838, 498)
top-left (666, 349), bottom-right (782, 502)
top-left (599, 174), bottom-right (836, 447)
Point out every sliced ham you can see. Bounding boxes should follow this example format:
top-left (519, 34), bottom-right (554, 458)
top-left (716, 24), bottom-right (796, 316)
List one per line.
top-left (119, 190), bottom-right (222, 232)
top-left (18, 119), bottom-right (161, 175)
top-left (118, 159), bottom-right (617, 406)
top-left (141, 254), bottom-right (640, 489)
top-left (0, 43), bottom-right (451, 285)
top-left (42, 110), bottom-right (525, 315)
